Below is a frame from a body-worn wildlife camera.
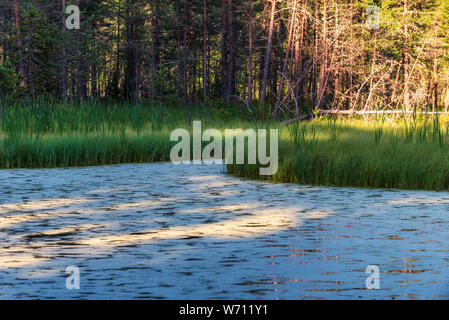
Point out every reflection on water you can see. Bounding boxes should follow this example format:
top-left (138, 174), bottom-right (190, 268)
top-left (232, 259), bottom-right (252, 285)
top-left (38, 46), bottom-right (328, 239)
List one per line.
top-left (0, 163), bottom-right (449, 299)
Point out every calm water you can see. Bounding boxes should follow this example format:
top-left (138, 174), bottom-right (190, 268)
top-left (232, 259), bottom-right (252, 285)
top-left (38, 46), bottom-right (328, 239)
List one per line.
top-left (1, 163), bottom-right (449, 299)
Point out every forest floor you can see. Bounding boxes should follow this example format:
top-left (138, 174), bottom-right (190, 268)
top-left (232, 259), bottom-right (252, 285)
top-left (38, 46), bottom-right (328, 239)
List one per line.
top-left (2, 99), bottom-right (449, 191)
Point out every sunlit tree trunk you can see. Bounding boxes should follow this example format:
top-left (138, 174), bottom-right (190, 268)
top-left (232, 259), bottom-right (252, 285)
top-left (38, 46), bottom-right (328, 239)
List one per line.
top-left (316, 0), bottom-right (328, 109)
top-left (273, 0), bottom-right (297, 118)
top-left (403, 0), bottom-right (410, 111)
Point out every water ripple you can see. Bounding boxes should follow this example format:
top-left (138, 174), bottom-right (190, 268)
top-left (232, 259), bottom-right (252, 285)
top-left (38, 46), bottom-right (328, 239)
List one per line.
top-left (0, 163), bottom-right (449, 299)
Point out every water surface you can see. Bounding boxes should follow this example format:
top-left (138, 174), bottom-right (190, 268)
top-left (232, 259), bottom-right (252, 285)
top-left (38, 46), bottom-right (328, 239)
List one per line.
top-left (1, 163), bottom-right (449, 299)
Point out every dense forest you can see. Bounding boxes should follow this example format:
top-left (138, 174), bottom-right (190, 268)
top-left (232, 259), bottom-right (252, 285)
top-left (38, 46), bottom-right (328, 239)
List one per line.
top-left (1, 0), bottom-right (449, 118)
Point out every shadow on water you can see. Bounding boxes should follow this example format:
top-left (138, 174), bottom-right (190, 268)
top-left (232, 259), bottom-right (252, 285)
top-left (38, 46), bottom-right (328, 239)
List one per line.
top-left (1, 163), bottom-right (449, 299)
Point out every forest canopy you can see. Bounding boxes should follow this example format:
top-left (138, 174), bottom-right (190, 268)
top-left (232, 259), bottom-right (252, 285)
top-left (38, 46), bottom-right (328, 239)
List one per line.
top-left (1, 0), bottom-right (449, 119)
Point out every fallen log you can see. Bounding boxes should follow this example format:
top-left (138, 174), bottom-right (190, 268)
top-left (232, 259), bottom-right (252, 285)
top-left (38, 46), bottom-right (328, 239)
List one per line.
top-left (283, 109), bottom-right (449, 124)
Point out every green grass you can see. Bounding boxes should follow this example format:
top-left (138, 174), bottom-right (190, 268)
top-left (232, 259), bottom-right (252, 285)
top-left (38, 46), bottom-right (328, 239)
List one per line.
top-left (0, 97), bottom-right (262, 168)
top-left (228, 114), bottom-right (449, 191)
top-left (0, 99), bottom-right (174, 168)
top-left (0, 131), bottom-right (173, 168)
top-left (3, 97), bottom-right (449, 191)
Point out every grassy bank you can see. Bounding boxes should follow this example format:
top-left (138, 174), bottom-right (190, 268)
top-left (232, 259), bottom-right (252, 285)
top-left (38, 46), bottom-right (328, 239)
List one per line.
top-left (229, 114), bottom-right (449, 191)
top-left (0, 100), bottom-right (171, 168)
top-left (0, 98), bottom-right (259, 168)
top-left (3, 98), bottom-right (449, 191)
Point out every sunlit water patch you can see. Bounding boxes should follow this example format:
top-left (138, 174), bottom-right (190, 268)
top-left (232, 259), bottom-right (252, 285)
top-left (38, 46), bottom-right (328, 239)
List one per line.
top-left (1, 163), bottom-right (449, 299)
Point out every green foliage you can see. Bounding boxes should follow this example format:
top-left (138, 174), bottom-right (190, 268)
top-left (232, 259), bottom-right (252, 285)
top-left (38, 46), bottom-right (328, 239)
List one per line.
top-left (208, 98), bottom-right (252, 122)
top-left (0, 60), bottom-right (19, 97)
top-left (213, 108), bottom-right (232, 122)
top-left (153, 67), bottom-right (179, 107)
top-left (14, 3), bottom-right (59, 95)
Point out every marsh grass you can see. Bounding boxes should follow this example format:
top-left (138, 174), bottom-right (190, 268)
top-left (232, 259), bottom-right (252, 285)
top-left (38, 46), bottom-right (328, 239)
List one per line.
top-left (229, 111), bottom-right (449, 191)
top-left (0, 98), bottom-right (186, 168)
top-left (0, 98), bottom-right (266, 168)
top-left (3, 97), bottom-right (449, 191)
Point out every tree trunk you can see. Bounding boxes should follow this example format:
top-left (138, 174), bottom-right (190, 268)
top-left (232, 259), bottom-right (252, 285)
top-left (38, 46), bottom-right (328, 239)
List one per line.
top-left (431, 53), bottom-right (438, 112)
top-left (295, 0), bottom-right (306, 111)
top-left (316, 0), bottom-right (328, 109)
top-left (364, 31), bottom-right (378, 111)
top-left (348, 0), bottom-right (354, 109)
top-left (203, 0), bottom-right (208, 106)
top-left (60, 0), bottom-right (67, 99)
top-left (176, 0), bottom-right (184, 102)
top-left (260, 0), bottom-right (277, 104)
top-left (312, 2), bottom-right (318, 106)
top-left (125, 0), bottom-right (138, 102)
top-left (403, 0), bottom-right (410, 111)
top-left (248, 0), bottom-right (253, 105)
top-left (184, 0), bottom-right (191, 103)
top-left (14, 0), bottom-right (24, 85)
top-left (273, 0), bottom-right (297, 118)
top-left (152, 0), bottom-right (161, 101)
top-left (223, 0), bottom-right (234, 101)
